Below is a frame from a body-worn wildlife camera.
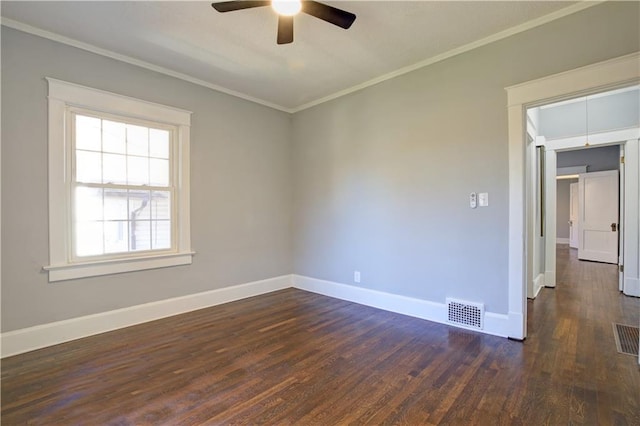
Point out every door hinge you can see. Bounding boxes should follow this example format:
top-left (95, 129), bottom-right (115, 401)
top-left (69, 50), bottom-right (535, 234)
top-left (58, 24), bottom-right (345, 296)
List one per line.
top-left (619, 264), bottom-right (624, 272)
top-left (620, 156), bottom-right (625, 164)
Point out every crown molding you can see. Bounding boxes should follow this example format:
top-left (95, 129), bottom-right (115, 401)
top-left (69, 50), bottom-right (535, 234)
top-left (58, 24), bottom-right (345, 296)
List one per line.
top-left (0, 17), bottom-right (294, 113)
top-left (2, 1), bottom-right (602, 114)
top-left (290, 1), bottom-right (604, 112)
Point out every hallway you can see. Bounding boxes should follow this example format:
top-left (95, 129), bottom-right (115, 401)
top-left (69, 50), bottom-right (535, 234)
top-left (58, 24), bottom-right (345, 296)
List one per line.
top-left (525, 244), bottom-right (639, 423)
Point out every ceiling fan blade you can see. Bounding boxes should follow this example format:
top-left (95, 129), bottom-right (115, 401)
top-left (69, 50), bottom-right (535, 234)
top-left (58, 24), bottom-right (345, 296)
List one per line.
top-left (277, 15), bottom-right (294, 44)
top-left (302, 1), bottom-right (356, 29)
top-left (211, 1), bottom-right (270, 13)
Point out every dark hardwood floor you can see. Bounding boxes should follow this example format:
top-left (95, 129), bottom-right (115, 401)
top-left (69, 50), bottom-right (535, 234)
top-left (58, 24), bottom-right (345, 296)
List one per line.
top-left (2, 246), bottom-right (639, 425)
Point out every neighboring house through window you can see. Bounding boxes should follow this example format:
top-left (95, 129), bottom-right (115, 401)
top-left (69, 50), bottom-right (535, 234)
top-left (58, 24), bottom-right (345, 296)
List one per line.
top-left (45, 79), bottom-right (193, 282)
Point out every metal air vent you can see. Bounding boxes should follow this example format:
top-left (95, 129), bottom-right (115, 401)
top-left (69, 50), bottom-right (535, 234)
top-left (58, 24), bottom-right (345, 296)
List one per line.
top-left (446, 298), bottom-right (484, 330)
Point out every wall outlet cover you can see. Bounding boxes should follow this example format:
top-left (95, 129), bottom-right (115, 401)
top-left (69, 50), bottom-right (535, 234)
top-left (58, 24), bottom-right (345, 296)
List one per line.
top-left (479, 192), bottom-right (489, 207)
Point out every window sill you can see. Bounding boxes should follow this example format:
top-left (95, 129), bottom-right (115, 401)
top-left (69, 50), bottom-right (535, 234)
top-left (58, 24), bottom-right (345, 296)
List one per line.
top-left (43, 252), bottom-right (195, 282)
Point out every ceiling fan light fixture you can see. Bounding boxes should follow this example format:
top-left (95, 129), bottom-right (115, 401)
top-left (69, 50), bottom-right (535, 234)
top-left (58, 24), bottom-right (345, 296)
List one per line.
top-left (271, 0), bottom-right (302, 16)
top-left (211, 0), bottom-right (356, 45)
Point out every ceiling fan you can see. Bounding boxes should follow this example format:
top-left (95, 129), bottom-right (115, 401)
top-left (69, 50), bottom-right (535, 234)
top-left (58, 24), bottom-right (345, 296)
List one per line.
top-left (211, 1), bottom-right (356, 45)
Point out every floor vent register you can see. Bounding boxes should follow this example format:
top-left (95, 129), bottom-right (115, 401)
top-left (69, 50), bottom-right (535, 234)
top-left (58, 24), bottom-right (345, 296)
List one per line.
top-left (446, 298), bottom-right (484, 330)
top-left (613, 323), bottom-right (640, 356)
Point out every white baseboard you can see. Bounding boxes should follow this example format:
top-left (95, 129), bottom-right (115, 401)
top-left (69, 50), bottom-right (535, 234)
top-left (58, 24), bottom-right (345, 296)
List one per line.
top-left (624, 277), bottom-right (640, 297)
top-left (532, 273), bottom-right (545, 298)
top-left (507, 311), bottom-right (525, 340)
top-left (1, 275), bottom-right (292, 358)
top-left (556, 238), bottom-right (569, 244)
top-left (545, 269), bottom-right (556, 288)
top-left (292, 275), bottom-right (510, 338)
top-left (2, 274), bottom-right (520, 358)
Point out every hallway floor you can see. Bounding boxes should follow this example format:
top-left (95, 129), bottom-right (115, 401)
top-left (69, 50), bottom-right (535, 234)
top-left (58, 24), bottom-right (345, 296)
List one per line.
top-left (524, 244), bottom-right (639, 424)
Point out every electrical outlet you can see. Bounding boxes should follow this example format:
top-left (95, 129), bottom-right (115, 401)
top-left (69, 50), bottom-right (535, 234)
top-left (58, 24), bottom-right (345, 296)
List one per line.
top-left (354, 271), bottom-right (361, 283)
top-left (469, 192), bottom-right (477, 209)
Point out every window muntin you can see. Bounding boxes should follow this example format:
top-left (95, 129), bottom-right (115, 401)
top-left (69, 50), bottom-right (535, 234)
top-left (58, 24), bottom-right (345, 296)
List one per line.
top-left (70, 111), bottom-right (176, 260)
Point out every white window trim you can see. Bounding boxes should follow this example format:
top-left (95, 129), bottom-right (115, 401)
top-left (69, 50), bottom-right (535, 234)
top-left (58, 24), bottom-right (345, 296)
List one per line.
top-left (44, 78), bottom-right (194, 282)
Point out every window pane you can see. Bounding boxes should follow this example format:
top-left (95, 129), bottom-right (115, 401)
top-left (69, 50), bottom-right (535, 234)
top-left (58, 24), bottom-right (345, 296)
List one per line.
top-left (76, 115), bottom-right (101, 151)
top-left (75, 221), bottom-right (104, 257)
top-left (151, 220), bottom-right (171, 249)
top-left (104, 221), bottom-right (129, 254)
top-left (127, 156), bottom-right (149, 185)
top-left (104, 189), bottom-right (128, 220)
top-left (129, 190), bottom-right (151, 220)
top-left (70, 110), bottom-right (176, 259)
top-left (127, 124), bottom-right (148, 156)
top-left (75, 187), bottom-right (103, 221)
top-left (131, 220), bottom-right (151, 251)
top-left (103, 153), bottom-right (127, 185)
top-left (149, 158), bottom-right (169, 186)
top-left (76, 150), bottom-right (102, 183)
top-left (151, 191), bottom-right (171, 220)
top-left (103, 120), bottom-right (126, 154)
top-left (149, 129), bottom-right (169, 159)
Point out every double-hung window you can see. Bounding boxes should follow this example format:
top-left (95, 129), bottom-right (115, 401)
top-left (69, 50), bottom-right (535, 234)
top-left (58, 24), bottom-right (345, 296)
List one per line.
top-left (46, 79), bottom-right (193, 282)
top-left (72, 111), bottom-right (173, 257)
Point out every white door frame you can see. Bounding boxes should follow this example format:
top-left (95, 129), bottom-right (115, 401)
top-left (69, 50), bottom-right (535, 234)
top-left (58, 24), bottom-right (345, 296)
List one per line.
top-left (506, 52), bottom-right (640, 340)
top-left (542, 132), bottom-right (638, 290)
top-left (623, 141), bottom-right (640, 298)
top-left (619, 145), bottom-right (625, 291)
top-left (569, 181), bottom-right (579, 249)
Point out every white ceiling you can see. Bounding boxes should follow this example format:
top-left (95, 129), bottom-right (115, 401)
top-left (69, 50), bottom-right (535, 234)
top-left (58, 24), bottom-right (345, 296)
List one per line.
top-left (2, 1), bottom-right (585, 112)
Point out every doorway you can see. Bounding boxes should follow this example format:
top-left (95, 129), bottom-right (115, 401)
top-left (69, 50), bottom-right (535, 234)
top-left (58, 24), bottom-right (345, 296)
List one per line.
top-left (538, 133), bottom-right (637, 298)
top-left (505, 52), bottom-right (640, 341)
top-left (525, 85), bottom-right (638, 301)
top-left (556, 146), bottom-right (621, 265)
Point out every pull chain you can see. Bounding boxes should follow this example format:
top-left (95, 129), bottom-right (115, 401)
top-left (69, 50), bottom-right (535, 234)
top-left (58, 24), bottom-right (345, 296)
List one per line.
top-left (585, 96), bottom-right (590, 147)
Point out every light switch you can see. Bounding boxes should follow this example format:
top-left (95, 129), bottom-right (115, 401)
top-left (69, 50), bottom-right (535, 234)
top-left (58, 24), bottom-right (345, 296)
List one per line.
top-left (479, 192), bottom-right (489, 207)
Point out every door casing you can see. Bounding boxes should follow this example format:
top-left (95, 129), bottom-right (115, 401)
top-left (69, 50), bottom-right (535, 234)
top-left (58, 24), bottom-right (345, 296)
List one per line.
top-left (506, 52), bottom-right (640, 341)
top-left (542, 133), bottom-right (637, 292)
top-left (569, 182), bottom-right (579, 249)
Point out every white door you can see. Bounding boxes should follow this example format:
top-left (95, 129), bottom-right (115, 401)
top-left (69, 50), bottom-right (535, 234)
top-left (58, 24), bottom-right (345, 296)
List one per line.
top-left (578, 170), bottom-right (619, 263)
top-left (569, 182), bottom-right (579, 248)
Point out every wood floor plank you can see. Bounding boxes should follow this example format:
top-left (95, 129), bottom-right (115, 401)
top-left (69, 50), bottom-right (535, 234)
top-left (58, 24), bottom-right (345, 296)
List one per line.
top-left (2, 245), bottom-right (639, 424)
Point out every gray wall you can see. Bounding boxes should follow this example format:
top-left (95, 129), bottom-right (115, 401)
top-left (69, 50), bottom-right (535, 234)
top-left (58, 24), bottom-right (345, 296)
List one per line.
top-left (2, 2), bottom-right (638, 331)
top-left (539, 89), bottom-right (640, 140)
top-left (291, 2), bottom-right (639, 315)
top-left (557, 145), bottom-right (620, 172)
top-left (556, 179), bottom-right (577, 240)
top-left (1, 27), bottom-right (292, 331)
